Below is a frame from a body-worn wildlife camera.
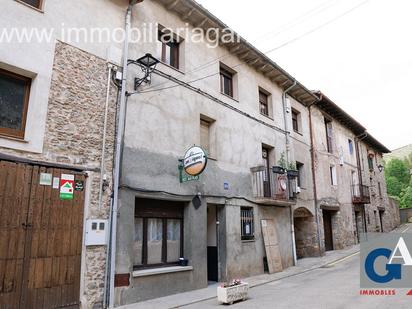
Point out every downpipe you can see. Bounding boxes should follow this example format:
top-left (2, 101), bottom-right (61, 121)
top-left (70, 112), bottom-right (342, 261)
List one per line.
top-left (108, 2), bottom-right (137, 308)
top-left (282, 81), bottom-right (297, 266)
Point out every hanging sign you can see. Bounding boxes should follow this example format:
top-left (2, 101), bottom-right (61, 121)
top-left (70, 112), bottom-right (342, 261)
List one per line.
top-left (183, 146), bottom-right (208, 176)
top-left (60, 174), bottom-right (75, 200)
top-left (179, 146), bottom-right (208, 183)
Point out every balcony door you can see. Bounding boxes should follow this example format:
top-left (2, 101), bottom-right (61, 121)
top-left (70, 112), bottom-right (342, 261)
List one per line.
top-left (262, 147), bottom-right (271, 198)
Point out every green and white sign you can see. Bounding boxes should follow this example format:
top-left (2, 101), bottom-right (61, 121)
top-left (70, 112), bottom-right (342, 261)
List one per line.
top-left (60, 174), bottom-right (74, 200)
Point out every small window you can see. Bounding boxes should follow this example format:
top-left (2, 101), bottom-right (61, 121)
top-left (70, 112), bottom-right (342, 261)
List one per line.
top-left (330, 165), bottom-right (337, 186)
top-left (348, 139), bottom-right (354, 155)
top-left (259, 90), bottom-right (269, 116)
top-left (378, 182), bottom-right (382, 197)
top-left (324, 118), bottom-right (333, 153)
top-left (18, 0), bottom-right (43, 9)
top-left (158, 30), bottom-right (180, 70)
top-left (292, 109), bottom-right (300, 133)
top-left (241, 207), bottom-right (254, 240)
top-left (368, 154), bottom-right (374, 171)
top-left (0, 68), bottom-right (31, 139)
top-left (200, 119), bottom-right (211, 155)
top-left (296, 162), bottom-right (304, 187)
top-left (134, 199), bottom-right (184, 269)
top-left (220, 67), bottom-right (233, 97)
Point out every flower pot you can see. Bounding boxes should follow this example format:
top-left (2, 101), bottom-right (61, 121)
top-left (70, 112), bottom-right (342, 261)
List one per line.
top-left (272, 166), bottom-right (286, 174)
top-left (217, 282), bottom-right (249, 305)
top-left (287, 170), bottom-right (299, 178)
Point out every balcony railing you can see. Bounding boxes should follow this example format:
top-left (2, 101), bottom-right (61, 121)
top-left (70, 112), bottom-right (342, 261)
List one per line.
top-left (352, 184), bottom-right (370, 204)
top-left (251, 166), bottom-right (297, 205)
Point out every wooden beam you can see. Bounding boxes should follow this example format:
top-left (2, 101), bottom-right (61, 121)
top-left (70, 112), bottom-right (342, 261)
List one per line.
top-left (182, 8), bottom-right (195, 21)
top-left (167, 0), bottom-right (180, 9)
top-left (230, 44), bottom-right (242, 53)
top-left (197, 18), bottom-right (208, 28)
top-left (247, 58), bottom-right (260, 66)
top-left (239, 51), bottom-right (250, 60)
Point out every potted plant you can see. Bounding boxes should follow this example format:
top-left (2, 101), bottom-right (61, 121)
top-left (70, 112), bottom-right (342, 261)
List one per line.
top-left (273, 152), bottom-right (287, 174)
top-left (287, 162), bottom-right (299, 178)
top-left (217, 279), bottom-right (249, 305)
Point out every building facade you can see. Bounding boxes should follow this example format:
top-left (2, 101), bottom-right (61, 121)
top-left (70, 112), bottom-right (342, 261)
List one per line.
top-left (113, 0), bottom-right (320, 305)
top-left (0, 1), bottom-right (400, 308)
top-left (309, 93), bottom-right (398, 254)
top-left (0, 0), bottom-right (128, 308)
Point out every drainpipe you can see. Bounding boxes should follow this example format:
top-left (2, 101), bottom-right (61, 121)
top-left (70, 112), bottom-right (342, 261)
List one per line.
top-left (282, 81), bottom-right (297, 163)
top-left (108, 1), bottom-right (141, 307)
top-left (101, 63), bottom-right (114, 307)
top-left (282, 81), bottom-right (297, 266)
top-left (308, 101), bottom-right (323, 256)
top-left (355, 132), bottom-right (368, 235)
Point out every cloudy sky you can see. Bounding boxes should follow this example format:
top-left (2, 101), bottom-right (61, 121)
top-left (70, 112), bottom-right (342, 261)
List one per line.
top-left (196, 0), bottom-right (412, 151)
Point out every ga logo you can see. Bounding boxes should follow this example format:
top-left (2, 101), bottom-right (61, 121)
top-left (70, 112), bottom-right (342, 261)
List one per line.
top-left (365, 237), bottom-right (411, 283)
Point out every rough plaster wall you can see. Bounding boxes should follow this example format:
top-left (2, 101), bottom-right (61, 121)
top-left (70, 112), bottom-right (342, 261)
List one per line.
top-left (0, 41), bottom-right (118, 308)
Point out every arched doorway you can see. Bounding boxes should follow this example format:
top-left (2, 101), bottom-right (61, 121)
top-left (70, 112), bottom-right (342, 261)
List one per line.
top-left (293, 207), bottom-right (318, 258)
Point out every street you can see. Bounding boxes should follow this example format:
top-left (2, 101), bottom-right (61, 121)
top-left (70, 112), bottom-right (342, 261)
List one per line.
top-left (185, 226), bottom-right (412, 309)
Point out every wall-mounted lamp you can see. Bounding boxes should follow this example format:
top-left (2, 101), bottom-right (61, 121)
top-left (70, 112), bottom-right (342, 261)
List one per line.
top-left (378, 164), bottom-right (384, 173)
top-left (128, 53), bottom-right (160, 90)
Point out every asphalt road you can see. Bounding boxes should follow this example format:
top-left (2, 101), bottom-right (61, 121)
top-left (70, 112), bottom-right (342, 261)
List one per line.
top-left (185, 225), bottom-right (412, 309)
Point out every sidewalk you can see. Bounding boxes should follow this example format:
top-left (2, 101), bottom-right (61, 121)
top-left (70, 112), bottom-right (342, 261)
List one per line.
top-left (118, 245), bottom-right (360, 309)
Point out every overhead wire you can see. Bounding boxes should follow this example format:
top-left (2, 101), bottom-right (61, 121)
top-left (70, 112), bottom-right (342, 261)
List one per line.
top-left (132, 0), bottom-right (370, 95)
top-left (139, 0), bottom-right (343, 92)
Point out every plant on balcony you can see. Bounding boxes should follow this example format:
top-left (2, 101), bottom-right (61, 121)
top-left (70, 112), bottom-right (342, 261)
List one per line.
top-left (273, 152), bottom-right (287, 174)
top-left (287, 162), bottom-right (299, 178)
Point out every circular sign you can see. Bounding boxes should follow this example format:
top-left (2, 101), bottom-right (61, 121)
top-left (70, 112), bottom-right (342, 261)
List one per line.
top-left (183, 146), bottom-right (208, 176)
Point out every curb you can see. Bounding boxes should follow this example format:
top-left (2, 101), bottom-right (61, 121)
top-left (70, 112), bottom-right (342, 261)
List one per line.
top-left (174, 248), bottom-right (361, 308)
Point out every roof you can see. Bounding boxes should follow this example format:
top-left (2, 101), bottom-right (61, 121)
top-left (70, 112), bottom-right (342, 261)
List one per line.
top-left (152, 0), bottom-right (389, 153)
top-left (154, 0), bottom-right (319, 105)
top-left (314, 91), bottom-right (390, 153)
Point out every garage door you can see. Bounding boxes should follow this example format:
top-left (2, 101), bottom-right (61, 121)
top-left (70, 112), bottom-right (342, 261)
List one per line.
top-left (0, 161), bottom-right (85, 308)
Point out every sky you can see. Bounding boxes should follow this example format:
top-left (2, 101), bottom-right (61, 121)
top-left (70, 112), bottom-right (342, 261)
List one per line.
top-left (196, 0), bottom-right (412, 151)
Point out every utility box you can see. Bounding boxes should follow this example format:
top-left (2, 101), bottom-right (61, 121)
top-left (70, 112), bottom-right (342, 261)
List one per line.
top-left (85, 219), bottom-right (108, 246)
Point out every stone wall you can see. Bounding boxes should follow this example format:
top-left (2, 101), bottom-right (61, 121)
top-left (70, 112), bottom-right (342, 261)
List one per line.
top-left (0, 40), bottom-right (118, 308)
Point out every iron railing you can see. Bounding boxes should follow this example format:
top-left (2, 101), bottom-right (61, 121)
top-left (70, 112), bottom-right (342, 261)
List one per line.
top-left (251, 166), bottom-right (296, 202)
top-left (351, 184), bottom-right (370, 204)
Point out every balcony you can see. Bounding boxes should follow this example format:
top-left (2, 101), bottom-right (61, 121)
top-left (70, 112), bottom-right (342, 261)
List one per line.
top-left (250, 166), bottom-right (297, 206)
top-left (352, 184), bottom-right (370, 204)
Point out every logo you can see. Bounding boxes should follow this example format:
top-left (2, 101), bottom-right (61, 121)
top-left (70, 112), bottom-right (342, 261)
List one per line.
top-left (361, 233), bottom-right (412, 289)
top-left (183, 146), bottom-right (208, 176)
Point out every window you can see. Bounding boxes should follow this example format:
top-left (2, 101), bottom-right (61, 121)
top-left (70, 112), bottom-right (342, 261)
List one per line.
top-left (18, 0), bottom-right (43, 9)
top-left (292, 109), bottom-right (300, 133)
top-left (158, 30), bottom-right (180, 69)
top-left (324, 118), bottom-right (333, 153)
top-left (134, 199), bottom-right (184, 269)
top-left (200, 116), bottom-right (215, 158)
top-left (296, 162), bottom-right (304, 187)
top-left (259, 90), bottom-right (269, 116)
top-left (0, 68), bottom-right (31, 139)
top-left (348, 139), bottom-right (354, 155)
top-left (368, 154), bottom-right (374, 171)
top-left (330, 165), bottom-right (337, 186)
top-left (378, 182), bottom-right (382, 198)
top-left (220, 66), bottom-right (233, 97)
top-left (241, 207), bottom-right (254, 240)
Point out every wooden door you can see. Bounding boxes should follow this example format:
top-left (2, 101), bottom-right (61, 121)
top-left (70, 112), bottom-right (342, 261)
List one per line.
top-left (261, 219), bottom-right (283, 274)
top-left (323, 211), bottom-right (334, 251)
top-left (0, 161), bottom-right (32, 308)
top-left (0, 161), bottom-right (85, 309)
